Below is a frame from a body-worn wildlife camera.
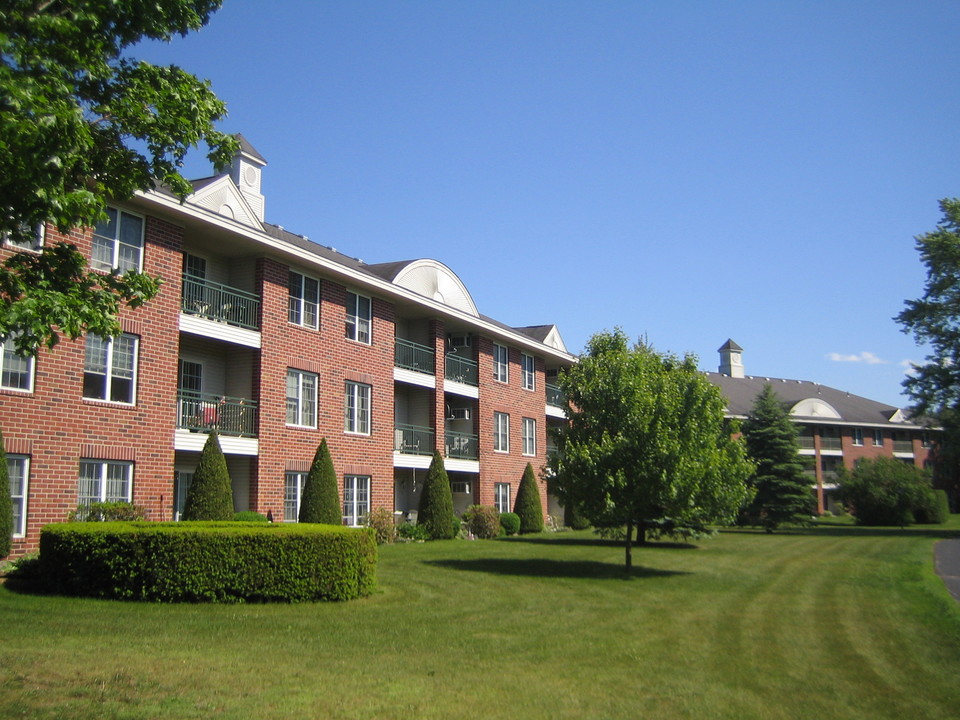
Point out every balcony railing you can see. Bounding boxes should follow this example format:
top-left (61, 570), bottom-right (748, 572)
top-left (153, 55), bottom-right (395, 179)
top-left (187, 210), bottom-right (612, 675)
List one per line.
top-left (181, 275), bottom-right (261, 330)
top-left (820, 436), bottom-right (842, 451)
top-left (893, 439), bottom-right (914, 454)
top-left (798, 435), bottom-right (815, 450)
top-left (177, 390), bottom-right (258, 437)
top-left (394, 424), bottom-right (434, 456)
top-left (546, 383), bottom-right (565, 408)
top-left (395, 338), bottom-right (435, 375)
top-left (445, 430), bottom-right (479, 460)
top-left (445, 353), bottom-right (478, 386)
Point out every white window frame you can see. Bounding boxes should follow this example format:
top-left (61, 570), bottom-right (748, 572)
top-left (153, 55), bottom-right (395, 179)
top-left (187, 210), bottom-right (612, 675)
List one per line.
top-left (1, 336), bottom-right (34, 393)
top-left (494, 482), bottom-right (511, 514)
top-left (493, 343), bottom-right (509, 383)
top-left (83, 333), bottom-right (139, 405)
top-left (284, 471), bottom-right (307, 522)
top-left (343, 474), bottom-right (370, 526)
top-left (344, 381), bottom-right (372, 435)
top-left (92, 207), bottom-right (144, 273)
top-left (522, 417), bottom-right (536, 456)
top-left (521, 352), bottom-right (535, 390)
top-left (286, 369), bottom-right (318, 428)
top-left (173, 469), bottom-right (194, 521)
top-left (494, 411), bottom-right (510, 453)
top-left (288, 271), bottom-right (320, 329)
top-left (78, 460), bottom-right (133, 506)
top-left (3, 223), bottom-right (44, 252)
top-left (8, 455), bottom-right (29, 537)
top-left (852, 428), bottom-right (864, 447)
top-left (873, 429), bottom-right (884, 447)
top-left (345, 291), bottom-right (372, 344)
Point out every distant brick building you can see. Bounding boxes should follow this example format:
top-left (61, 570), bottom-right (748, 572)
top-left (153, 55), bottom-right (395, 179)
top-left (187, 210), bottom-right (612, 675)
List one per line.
top-left (1, 137), bottom-right (574, 556)
top-left (708, 340), bottom-right (935, 514)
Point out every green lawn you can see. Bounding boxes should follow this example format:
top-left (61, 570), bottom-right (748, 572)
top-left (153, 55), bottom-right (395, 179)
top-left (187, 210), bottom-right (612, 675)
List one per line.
top-left (2, 521), bottom-right (960, 720)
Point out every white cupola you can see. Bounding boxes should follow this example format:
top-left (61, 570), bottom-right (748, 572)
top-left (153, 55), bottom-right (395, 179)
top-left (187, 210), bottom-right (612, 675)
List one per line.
top-left (718, 339), bottom-right (745, 378)
top-left (228, 134), bottom-right (267, 222)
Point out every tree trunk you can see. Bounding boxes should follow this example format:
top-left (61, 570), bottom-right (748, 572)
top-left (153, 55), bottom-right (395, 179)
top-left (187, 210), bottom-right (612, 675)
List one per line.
top-left (624, 517), bottom-right (633, 571)
top-left (637, 519), bottom-right (649, 545)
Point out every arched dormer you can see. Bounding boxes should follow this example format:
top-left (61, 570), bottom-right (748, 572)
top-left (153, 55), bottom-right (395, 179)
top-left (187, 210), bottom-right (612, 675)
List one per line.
top-left (790, 398), bottom-right (842, 419)
top-left (390, 259), bottom-right (479, 317)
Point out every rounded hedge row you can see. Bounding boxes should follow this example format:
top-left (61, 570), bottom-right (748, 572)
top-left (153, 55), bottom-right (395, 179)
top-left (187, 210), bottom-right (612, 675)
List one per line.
top-left (38, 522), bottom-right (377, 603)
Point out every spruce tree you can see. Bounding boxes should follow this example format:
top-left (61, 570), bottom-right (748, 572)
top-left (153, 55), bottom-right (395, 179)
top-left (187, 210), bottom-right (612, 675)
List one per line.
top-left (418, 451), bottom-right (455, 539)
top-left (0, 430), bottom-right (13, 557)
top-left (514, 462), bottom-right (545, 533)
top-left (181, 431), bottom-right (234, 521)
top-left (299, 439), bottom-right (342, 524)
top-left (741, 384), bottom-right (815, 531)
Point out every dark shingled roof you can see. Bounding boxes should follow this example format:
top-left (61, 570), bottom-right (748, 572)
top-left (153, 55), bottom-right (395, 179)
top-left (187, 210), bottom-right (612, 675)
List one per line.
top-left (234, 133), bottom-right (267, 164)
top-left (513, 325), bottom-right (557, 343)
top-left (706, 371), bottom-right (910, 426)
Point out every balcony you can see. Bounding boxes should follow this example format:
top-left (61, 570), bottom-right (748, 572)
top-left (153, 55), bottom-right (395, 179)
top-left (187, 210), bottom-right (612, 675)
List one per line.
top-left (394, 424), bottom-right (434, 456)
top-left (395, 338), bottom-right (435, 375)
top-left (893, 439), bottom-right (914, 454)
top-left (177, 391), bottom-right (258, 438)
top-left (445, 430), bottom-right (479, 460)
top-left (546, 383), bottom-right (565, 408)
top-left (445, 354), bottom-right (478, 386)
top-left (181, 276), bottom-right (260, 330)
top-left (820, 436), bottom-right (842, 451)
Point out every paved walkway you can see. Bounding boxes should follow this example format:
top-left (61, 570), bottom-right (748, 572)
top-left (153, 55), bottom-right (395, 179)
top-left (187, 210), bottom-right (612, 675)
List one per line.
top-left (935, 538), bottom-right (960, 602)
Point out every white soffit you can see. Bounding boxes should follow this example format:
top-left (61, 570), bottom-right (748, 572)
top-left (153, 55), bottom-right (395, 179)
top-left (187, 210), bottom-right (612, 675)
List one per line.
top-left (392, 259), bottom-right (479, 317)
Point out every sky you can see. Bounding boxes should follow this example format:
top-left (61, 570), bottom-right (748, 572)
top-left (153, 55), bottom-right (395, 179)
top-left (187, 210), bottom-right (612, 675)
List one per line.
top-left (135, 1), bottom-right (960, 408)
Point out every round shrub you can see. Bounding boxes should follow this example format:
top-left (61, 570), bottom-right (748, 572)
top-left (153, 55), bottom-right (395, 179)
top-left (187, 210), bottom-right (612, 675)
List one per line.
top-left (462, 505), bottom-right (500, 539)
top-left (38, 522), bottom-right (377, 602)
top-left (499, 512), bottom-right (520, 535)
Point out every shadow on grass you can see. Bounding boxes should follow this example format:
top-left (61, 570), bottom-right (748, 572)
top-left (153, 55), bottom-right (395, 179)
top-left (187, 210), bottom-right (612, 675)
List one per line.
top-left (724, 523), bottom-right (960, 540)
top-left (498, 535), bottom-right (699, 550)
top-left (423, 557), bottom-right (690, 580)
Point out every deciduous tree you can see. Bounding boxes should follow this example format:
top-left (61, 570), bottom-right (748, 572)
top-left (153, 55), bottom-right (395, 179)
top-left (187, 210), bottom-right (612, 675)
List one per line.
top-left (0, 0), bottom-right (238, 354)
top-left (549, 329), bottom-right (754, 570)
top-left (836, 457), bottom-right (934, 527)
top-left (739, 384), bottom-right (814, 531)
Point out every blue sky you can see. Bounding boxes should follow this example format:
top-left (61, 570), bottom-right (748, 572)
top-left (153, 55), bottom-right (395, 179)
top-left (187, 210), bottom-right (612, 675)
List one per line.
top-left (136, 1), bottom-right (960, 407)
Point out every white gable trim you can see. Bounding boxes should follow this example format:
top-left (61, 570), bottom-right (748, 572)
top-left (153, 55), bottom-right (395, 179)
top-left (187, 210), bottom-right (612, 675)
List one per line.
top-left (189, 175), bottom-right (263, 230)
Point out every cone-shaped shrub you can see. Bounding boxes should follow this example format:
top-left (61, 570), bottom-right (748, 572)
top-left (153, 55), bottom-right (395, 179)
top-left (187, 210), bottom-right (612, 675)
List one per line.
top-left (514, 462), bottom-right (545, 533)
top-left (0, 430), bottom-right (13, 557)
top-left (299, 439), bottom-right (342, 524)
top-left (418, 451), bottom-right (455, 539)
top-left (182, 432), bottom-right (234, 521)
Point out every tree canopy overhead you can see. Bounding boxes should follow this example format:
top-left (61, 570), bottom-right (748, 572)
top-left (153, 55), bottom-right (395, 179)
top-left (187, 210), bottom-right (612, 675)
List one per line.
top-left (549, 329), bottom-right (754, 570)
top-left (0, 0), bottom-right (238, 354)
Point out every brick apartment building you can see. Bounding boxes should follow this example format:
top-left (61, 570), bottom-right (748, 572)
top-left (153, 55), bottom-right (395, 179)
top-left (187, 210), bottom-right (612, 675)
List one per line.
top-left (1, 137), bottom-right (575, 555)
top-left (709, 339), bottom-right (935, 514)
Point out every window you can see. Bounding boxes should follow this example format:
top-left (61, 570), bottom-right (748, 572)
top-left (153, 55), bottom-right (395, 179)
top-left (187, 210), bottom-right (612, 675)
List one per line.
top-left (286, 369), bottom-right (317, 428)
top-left (78, 460), bottom-right (132, 506)
top-left (92, 207), bottom-right (144, 272)
top-left (343, 475), bottom-right (370, 526)
top-left (83, 333), bottom-right (138, 404)
top-left (522, 417), bottom-right (536, 456)
top-left (493, 344), bottom-right (509, 383)
top-left (495, 483), bottom-right (511, 514)
top-left (8, 455), bottom-right (29, 537)
top-left (873, 429), bottom-right (884, 447)
top-left (852, 428), bottom-right (864, 447)
top-left (288, 271), bottom-right (320, 328)
top-left (345, 291), bottom-right (371, 344)
top-left (344, 381), bottom-right (371, 435)
top-left (3, 223), bottom-right (43, 251)
top-left (173, 470), bottom-right (193, 521)
top-left (1, 336), bottom-right (33, 392)
top-left (494, 412), bottom-right (510, 453)
top-left (284, 471), bottom-right (307, 522)
top-left (522, 353), bottom-right (535, 390)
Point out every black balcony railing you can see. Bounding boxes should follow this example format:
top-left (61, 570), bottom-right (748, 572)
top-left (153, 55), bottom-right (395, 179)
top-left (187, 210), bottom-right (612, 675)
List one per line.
top-left (177, 390), bottom-right (258, 437)
top-left (445, 430), bottom-right (479, 460)
top-left (395, 338), bottom-right (435, 375)
top-left (394, 424), bottom-right (434, 456)
top-left (181, 276), bottom-right (260, 330)
top-left (445, 354), bottom-right (478, 386)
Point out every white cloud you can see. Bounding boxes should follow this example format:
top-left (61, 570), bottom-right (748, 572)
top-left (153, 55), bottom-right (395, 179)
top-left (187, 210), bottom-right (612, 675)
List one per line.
top-left (826, 351), bottom-right (886, 365)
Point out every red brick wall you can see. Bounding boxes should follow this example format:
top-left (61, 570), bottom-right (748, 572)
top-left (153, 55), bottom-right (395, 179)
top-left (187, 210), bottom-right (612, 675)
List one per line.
top-left (1, 212), bottom-right (183, 554)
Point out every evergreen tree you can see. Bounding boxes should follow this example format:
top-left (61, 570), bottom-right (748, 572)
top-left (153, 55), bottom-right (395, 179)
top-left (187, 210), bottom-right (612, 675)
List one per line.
top-left (181, 431), bottom-right (234, 521)
top-left (0, 430), bottom-right (12, 557)
top-left (299, 439), bottom-right (342, 524)
top-left (418, 451), bottom-right (455, 540)
top-left (514, 462), bottom-right (545, 533)
top-left (740, 384), bottom-right (815, 531)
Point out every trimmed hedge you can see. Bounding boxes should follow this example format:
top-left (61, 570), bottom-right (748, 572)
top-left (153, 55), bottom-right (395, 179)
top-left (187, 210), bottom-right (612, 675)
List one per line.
top-left (38, 522), bottom-right (377, 603)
